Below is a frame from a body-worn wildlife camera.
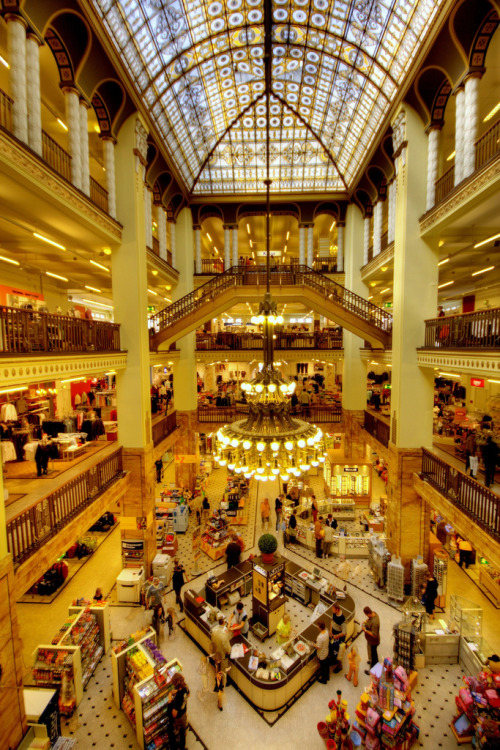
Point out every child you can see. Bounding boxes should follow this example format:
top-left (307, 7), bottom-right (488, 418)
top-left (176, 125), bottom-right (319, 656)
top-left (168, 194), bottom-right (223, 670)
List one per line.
top-left (166, 607), bottom-right (176, 638)
top-left (213, 666), bottom-right (226, 711)
top-left (152, 604), bottom-right (165, 641)
top-left (345, 645), bottom-right (359, 687)
top-left (93, 587), bottom-right (103, 601)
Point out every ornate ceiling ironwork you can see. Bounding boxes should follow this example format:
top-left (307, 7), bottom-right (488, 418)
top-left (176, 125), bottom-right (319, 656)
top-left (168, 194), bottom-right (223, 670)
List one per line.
top-left (92, 0), bottom-right (444, 194)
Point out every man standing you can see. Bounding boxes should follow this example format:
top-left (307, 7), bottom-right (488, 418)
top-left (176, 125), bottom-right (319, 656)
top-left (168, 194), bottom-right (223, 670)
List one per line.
top-left (314, 515), bottom-right (324, 558)
top-left (362, 606), bottom-right (380, 673)
top-left (315, 620), bottom-right (330, 684)
top-left (329, 602), bottom-right (346, 673)
top-left (211, 615), bottom-right (232, 670)
top-left (225, 534), bottom-right (241, 569)
top-left (275, 494), bottom-right (283, 531)
top-left (171, 559), bottom-right (189, 612)
top-left (481, 435), bottom-right (499, 487)
top-left (286, 508), bottom-right (297, 547)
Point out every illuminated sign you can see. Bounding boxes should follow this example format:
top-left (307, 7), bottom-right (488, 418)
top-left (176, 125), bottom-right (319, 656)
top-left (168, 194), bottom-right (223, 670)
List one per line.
top-left (470, 377), bottom-right (484, 388)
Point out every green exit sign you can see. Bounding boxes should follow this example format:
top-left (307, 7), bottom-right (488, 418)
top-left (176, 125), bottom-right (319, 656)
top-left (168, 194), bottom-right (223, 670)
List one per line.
top-left (148, 305), bottom-right (156, 312)
top-left (384, 302), bottom-right (393, 308)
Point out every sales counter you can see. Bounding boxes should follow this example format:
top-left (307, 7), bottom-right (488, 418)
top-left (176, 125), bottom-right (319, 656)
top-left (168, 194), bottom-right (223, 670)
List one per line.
top-left (184, 557), bottom-right (355, 711)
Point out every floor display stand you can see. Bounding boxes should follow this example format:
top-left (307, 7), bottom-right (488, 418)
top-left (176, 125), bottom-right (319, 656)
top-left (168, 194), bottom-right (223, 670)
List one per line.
top-left (316, 689), bottom-right (355, 748)
top-left (387, 557), bottom-right (405, 602)
top-left (200, 512), bottom-right (230, 560)
top-left (410, 557), bottom-right (428, 598)
top-left (251, 554), bottom-right (287, 639)
top-left (368, 535), bottom-right (391, 588)
top-left (451, 667), bottom-right (500, 746)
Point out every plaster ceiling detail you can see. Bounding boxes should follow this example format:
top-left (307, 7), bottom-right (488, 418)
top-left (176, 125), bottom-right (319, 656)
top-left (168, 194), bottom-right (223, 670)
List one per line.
top-left (92, 0), bottom-right (444, 194)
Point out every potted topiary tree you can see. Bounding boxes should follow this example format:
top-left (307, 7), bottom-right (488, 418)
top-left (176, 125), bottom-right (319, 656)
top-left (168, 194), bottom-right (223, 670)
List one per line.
top-left (258, 533), bottom-right (278, 564)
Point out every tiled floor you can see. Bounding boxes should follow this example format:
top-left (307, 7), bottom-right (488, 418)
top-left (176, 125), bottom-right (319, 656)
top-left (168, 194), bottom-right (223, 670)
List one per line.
top-left (16, 460), bottom-right (500, 749)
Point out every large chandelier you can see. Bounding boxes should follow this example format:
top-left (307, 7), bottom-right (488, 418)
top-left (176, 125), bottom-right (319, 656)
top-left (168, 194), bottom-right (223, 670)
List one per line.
top-left (213, 15), bottom-right (326, 482)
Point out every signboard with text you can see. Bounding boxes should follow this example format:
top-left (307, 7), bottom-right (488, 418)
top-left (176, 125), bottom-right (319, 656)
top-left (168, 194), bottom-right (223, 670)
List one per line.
top-left (471, 377), bottom-right (485, 388)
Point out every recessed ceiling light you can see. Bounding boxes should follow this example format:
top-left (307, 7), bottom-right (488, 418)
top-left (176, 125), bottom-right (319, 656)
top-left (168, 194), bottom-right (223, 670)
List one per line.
top-left (330, 221), bottom-right (336, 231)
top-left (57, 118), bottom-right (68, 131)
top-left (0, 255), bottom-right (19, 266)
top-left (206, 233), bottom-right (212, 242)
top-left (33, 232), bottom-right (66, 251)
top-left (85, 285), bottom-right (101, 293)
top-left (152, 270), bottom-right (158, 276)
top-left (102, 247), bottom-right (112, 255)
top-left (446, 151), bottom-right (455, 162)
top-left (380, 288), bottom-right (390, 294)
top-left (472, 266), bottom-right (495, 276)
top-left (82, 298), bottom-right (113, 309)
top-left (148, 289), bottom-right (158, 295)
top-left (90, 259), bottom-right (110, 272)
top-left (474, 233), bottom-right (500, 249)
top-left (438, 281), bottom-right (454, 289)
top-left (46, 271), bottom-right (68, 281)
top-left (0, 55), bottom-right (9, 69)
top-left (438, 258), bottom-right (449, 266)
top-left (484, 102), bottom-right (500, 122)
top-left (246, 224), bottom-right (251, 233)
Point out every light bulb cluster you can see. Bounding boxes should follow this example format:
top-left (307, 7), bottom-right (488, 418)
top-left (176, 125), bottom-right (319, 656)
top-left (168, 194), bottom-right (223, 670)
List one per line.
top-left (241, 379), bottom-right (295, 398)
top-left (251, 314), bottom-right (284, 325)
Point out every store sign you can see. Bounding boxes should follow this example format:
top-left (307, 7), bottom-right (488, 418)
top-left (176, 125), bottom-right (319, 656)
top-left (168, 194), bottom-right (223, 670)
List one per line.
top-left (470, 377), bottom-right (484, 388)
top-left (174, 454), bottom-right (197, 464)
top-left (455, 409), bottom-right (466, 421)
top-left (343, 467), bottom-right (359, 472)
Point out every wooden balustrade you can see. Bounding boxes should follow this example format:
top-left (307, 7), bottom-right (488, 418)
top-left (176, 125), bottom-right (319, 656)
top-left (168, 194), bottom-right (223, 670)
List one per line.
top-left (89, 177), bottom-right (109, 213)
top-left (7, 447), bottom-right (124, 565)
top-left (0, 305), bottom-right (121, 354)
top-left (197, 403), bottom-right (340, 424)
top-left (423, 308), bottom-right (500, 349)
top-left (363, 410), bottom-right (390, 447)
top-left (421, 448), bottom-right (500, 542)
top-left (475, 118), bottom-right (500, 171)
top-left (0, 88), bottom-right (13, 131)
top-left (196, 330), bottom-right (343, 351)
top-left (152, 410), bottom-right (177, 446)
top-left (435, 164), bottom-right (455, 204)
top-left (196, 258), bottom-right (225, 274)
top-left (312, 258), bottom-right (337, 273)
top-left (42, 130), bottom-right (72, 181)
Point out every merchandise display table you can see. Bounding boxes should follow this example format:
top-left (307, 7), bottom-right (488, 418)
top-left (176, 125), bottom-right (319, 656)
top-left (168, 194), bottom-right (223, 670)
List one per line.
top-left (60, 444), bottom-right (87, 461)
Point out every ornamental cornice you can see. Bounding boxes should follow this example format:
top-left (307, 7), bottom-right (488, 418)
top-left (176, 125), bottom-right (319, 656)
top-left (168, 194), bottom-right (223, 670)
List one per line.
top-left (0, 352), bottom-right (127, 388)
top-left (194, 349), bottom-right (344, 364)
top-left (417, 349), bottom-right (500, 376)
top-left (360, 348), bottom-right (393, 365)
top-left (420, 154), bottom-right (500, 234)
top-left (0, 130), bottom-right (122, 241)
top-left (149, 350), bottom-right (179, 367)
top-left (361, 243), bottom-right (395, 282)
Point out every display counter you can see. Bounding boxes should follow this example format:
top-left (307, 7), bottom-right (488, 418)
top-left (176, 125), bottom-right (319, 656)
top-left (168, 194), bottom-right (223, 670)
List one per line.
top-left (184, 557), bottom-right (355, 711)
top-left (292, 520), bottom-right (372, 558)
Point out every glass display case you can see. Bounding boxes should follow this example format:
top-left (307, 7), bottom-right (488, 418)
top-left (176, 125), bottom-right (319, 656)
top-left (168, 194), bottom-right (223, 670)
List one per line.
top-left (323, 460), bottom-right (371, 504)
top-left (449, 594), bottom-right (482, 641)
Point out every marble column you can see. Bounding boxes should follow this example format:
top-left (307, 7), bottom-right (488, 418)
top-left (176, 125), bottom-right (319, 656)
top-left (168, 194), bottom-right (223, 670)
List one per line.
top-left (363, 215), bottom-right (370, 265)
top-left (79, 99), bottom-right (90, 196)
top-left (169, 219), bottom-right (176, 268)
top-left (194, 225), bottom-right (202, 273)
top-left (336, 223), bottom-right (344, 272)
top-left (63, 87), bottom-right (82, 190)
top-left (454, 87), bottom-right (465, 186)
top-left (387, 180), bottom-right (396, 244)
top-left (26, 33), bottom-right (42, 156)
top-left (373, 201), bottom-right (382, 257)
top-left (112, 115), bottom-right (156, 571)
top-left (102, 137), bottom-right (117, 218)
top-left (463, 74), bottom-right (481, 178)
top-left (224, 225), bottom-right (230, 270)
top-left (425, 126), bottom-right (440, 211)
top-left (6, 14), bottom-right (28, 143)
top-left (299, 224), bottom-right (306, 265)
top-left (144, 186), bottom-right (153, 249)
top-left (307, 224), bottom-right (314, 267)
top-left (157, 205), bottom-right (167, 261)
top-left (232, 225), bottom-right (238, 267)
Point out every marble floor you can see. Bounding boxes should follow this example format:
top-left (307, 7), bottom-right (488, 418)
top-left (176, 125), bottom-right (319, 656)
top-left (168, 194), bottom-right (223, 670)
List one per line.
top-left (16, 460), bottom-right (500, 750)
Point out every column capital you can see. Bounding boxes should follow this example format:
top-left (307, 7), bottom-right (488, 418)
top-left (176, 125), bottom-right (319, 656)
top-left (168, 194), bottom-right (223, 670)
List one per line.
top-left (60, 84), bottom-right (80, 96)
top-left (100, 133), bottom-right (117, 145)
top-left (425, 121), bottom-right (443, 135)
top-left (79, 97), bottom-right (91, 110)
top-left (337, 221), bottom-right (345, 228)
top-left (452, 82), bottom-right (465, 96)
top-left (4, 13), bottom-right (27, 29)
top-left (193, 224), bottom-right (201, 230)
top-left (224, 223), bottom-right (237, 229)
top-left (26, 31), bottom-right (42, 46)
top-left (464, 69), bottom-right (484, 84)
top-left (391, 106), bottom-right (408, 160)
top-left (299, 222), bottom-right (313, 228)
top-left (167, 218), bottom-right (176, 224)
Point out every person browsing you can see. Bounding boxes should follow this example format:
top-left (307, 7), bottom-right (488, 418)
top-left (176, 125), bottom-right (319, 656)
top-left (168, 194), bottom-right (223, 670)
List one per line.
top-left (228, 601), bottom-right (249, 636)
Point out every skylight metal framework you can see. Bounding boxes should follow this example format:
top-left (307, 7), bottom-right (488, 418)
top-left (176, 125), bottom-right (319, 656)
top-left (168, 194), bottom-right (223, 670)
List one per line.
top-left (92, 0), bottom-right (443, 195)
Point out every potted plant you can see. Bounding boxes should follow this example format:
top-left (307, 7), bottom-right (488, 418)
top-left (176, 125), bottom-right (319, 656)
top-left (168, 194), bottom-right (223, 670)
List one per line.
top-left (258, 533), bottom-right (278, 564)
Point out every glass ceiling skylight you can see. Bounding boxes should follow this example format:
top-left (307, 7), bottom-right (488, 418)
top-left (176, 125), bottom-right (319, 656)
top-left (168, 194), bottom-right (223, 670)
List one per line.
top-left (92, 0), bottom-right (444, 195)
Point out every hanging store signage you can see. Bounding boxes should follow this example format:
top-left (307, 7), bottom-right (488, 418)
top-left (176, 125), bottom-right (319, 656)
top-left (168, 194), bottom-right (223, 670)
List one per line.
top-left (343, 467), bottom-right (359, 472)
top-left (470, 377), bottom-right (484, 388)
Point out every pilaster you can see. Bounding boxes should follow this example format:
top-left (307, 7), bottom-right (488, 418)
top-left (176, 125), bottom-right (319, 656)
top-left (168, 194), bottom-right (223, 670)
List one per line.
top-left (6, 13), bottom-right (28, 143)
top-left (26, 32), bottom-right (42, 155)
top-left (63, 86), bottom-right (82, 190)
top-left (174, 410), bottom-right (199, 491)
top-left (454, 86), bottom-right (465, 186)
top-left (342, 202), bottom-right (366, 414)
top-left (342, 409), bottom-right (366, 461)
top-left (121, 445), bottom-right (156, 571)
top-left (102, 136), bottom-right (117, 218)
top-left (79, 98), bottom-right (90, 196)
top-left (336, 223), bottom-right (344, 272)
top-left (299, 224), bottom-right (306, 265)
top-left (232, 225), bottom-right (238, 267)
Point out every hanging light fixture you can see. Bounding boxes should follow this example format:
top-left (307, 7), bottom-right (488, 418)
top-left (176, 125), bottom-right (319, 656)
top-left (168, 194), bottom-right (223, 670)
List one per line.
top-left (213, 4), bottom-right (326, 481)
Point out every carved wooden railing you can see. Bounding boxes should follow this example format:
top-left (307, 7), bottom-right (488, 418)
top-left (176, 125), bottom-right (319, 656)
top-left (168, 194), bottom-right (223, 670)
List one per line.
top-left (152, 410), bottom-right (177, 446)
top-left (475, 117), bottom-right (500, 171)
top-left (196, 258), bottom-right (225, 274)
top-left (90, 176), bottom-right (109, 213)
top-left (0, 88), bottom-right (13, 131)
top-left (0, 305), bottom-right (121, 354)
top-left (7, 446), bottom-right (125, 565)
top-left (42, 130), bottom-right (72, 181)
top-left (435, 164), bottom-right (455, 204)
top-left (196, 330), bottom-right (343, 351)
top-left (421, 448), bottom-right (500, 542)
top-left (312, 258), bottom-right (338, 273)
top-left (423, 308), bottom-right (500, 349)
top-left (363, 410), bottom-right (390, 447)
top-left (149, 265), bottom-right (392, 341)
top-left (197, 403), bottom-right (341, 424)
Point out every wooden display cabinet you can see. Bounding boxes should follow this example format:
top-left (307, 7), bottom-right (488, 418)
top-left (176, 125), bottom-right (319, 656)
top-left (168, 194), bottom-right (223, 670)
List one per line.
top-left (251, 554), bottom-right (287, 637)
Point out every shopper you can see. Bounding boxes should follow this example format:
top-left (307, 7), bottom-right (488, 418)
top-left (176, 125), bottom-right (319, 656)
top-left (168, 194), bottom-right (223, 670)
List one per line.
top-left (311, 495), bottom-right (319, 523)
top-left (146, 577), bottom-right (165, 609)
top-left (261, 497), bottom-right (271, 530)
top-left (315, 620), bottom-right (330, 684)
top-left (168, 673), bottom-right (190, 750)
top-left (421, 572), bottom-right (439, 620)
top-left (362, 606), bottom-right (380, 673)
top-left (300, 387), bottom-right (310, 416)
top-left (276, 613), bottom-right (294, 645)
top-left (458, 537), bottom-right (473, 569)
top-left (228, 601), bottom-right (249, 635)
top-left (171, 559), bottom-right (189, 613)
top-left (345, 645), bottom-right (359, 687)
top-left (465, 431), bottom-right (477, 475)
top-left (275, 494), bottom-right (283, 531)
top-left (210, 615), bottom-right (232, 670)
top-left (314, 515), bottom-right (324, 558)
top-left (213, 666), bottom-right (226, 711)
top-left (225, 534), bottom-right (241, 569)
top-left (481, 435), bottom-right (499, 487)
top-left (323, 519), bottom-right (334, 558)
top-left (329, 602), bottom-right (346, 673)
top-left (202, 496), bottom-right (210, 523)
top-left (152, 603), bottom-right (166, 641)
top-left (286, 509), bottom-right (298, 547)
top-left (93, 587), bottom-right (103, 601)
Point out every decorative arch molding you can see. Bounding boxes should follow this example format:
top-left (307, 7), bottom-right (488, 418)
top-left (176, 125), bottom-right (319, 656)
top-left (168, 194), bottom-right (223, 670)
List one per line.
top-left (353, 189), bottom-right (373, 217)
top-left (44, 28), bottom-right (75, 87)
top-left (450, 0), bottom-right (496, 68)
top-left (194, 204), bottom-right (225, 225)
top-left (469, 8), bottom-right (500, 69)
top-left (169, 194), bottom-right (186, 221)
top-left (93, 79), bottom-right (127, 139)
top-left (44, 11), bottom-right (91, 89)
top-left (431, 77), bottom-right (453, 125)
top-left (366, 165), bottom-right (388, 200)
top-left (313, 201), bottom-right (344, 222)
top-left (91, 91), bottom-right (112, 137)
top-left (153, 173), bottom-right (174, 206)
top-left (237, 204), bottom-right (301, 222)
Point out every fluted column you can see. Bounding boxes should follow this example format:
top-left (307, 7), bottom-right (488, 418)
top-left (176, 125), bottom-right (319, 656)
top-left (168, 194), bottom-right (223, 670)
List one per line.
top-left (232, 225), bottom-right (238, 267)
top-left (6, 14), bottom-right (28, 143)
top-left (224, 225), bottom-right (230, 270)
top-left (26, 33), bottom-right (42, 155)
top-left (388, 180), bottom-right (396, 244)
top-left (79, 99), bottom-right (90, 196)
top-left (463, 75), bottom-right (481, 179)
top-left (454, 86), bottom-right (465, 186)
top-left (144, 186), bottom-right (153, 249)
top-left (299, 224), bottom-right (306, 265)
top-left (307, 225), bottom-right (314, 267)
top-left (157, 206), bottom-right (167, 261)
top-left (426, 126), bottom-right (440, 211)
top-left (102, 137), bottom-right (117, 218)
top-left (195, 225), bottom-right (202, 273)
top-left (63, 87), bottom-right (82, 190)
top-left (336, 224), bottom-right (344, 272)
top-left (169, 220), bottom-right (176, 268)
top-left (373, 201), bottom-right (382, 257)
top-left (363, 216), bottom-right (370, 265)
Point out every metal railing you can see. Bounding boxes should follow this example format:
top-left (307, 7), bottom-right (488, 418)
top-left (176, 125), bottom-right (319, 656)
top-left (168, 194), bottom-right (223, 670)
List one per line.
top-left (0, 305), bottom-right (121, 354)
top-left (421, 448), bottom-right (500, 542)
top-left (7, 446), bottom-right (125, 565)
top-left (196, 330), bottom-right (343, 351)
top-left (0, 88), bottom-right (13, 131)
top-left (312, 258), bottom-right (337, 273)
top-left (423, 308), bottom-right (500, 349)
top-left (90, 177), bottom-right (109, 213)
top-left (42, 130), bottom-right (72, 181)
top-left (149, 265), bottom-right (392, 340)
top-left (196, 258), bottom-right (225, 274)
top-left (363, 410), bottom-right (390, 447)
top-left (197, 403), bottom-right (341, 424)
top-left (475, 118), bottom-right (500, 171)
top-left (435, 164), bottom-right (455, 204)
top-left (152, 410), bottom-right (177, 446)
